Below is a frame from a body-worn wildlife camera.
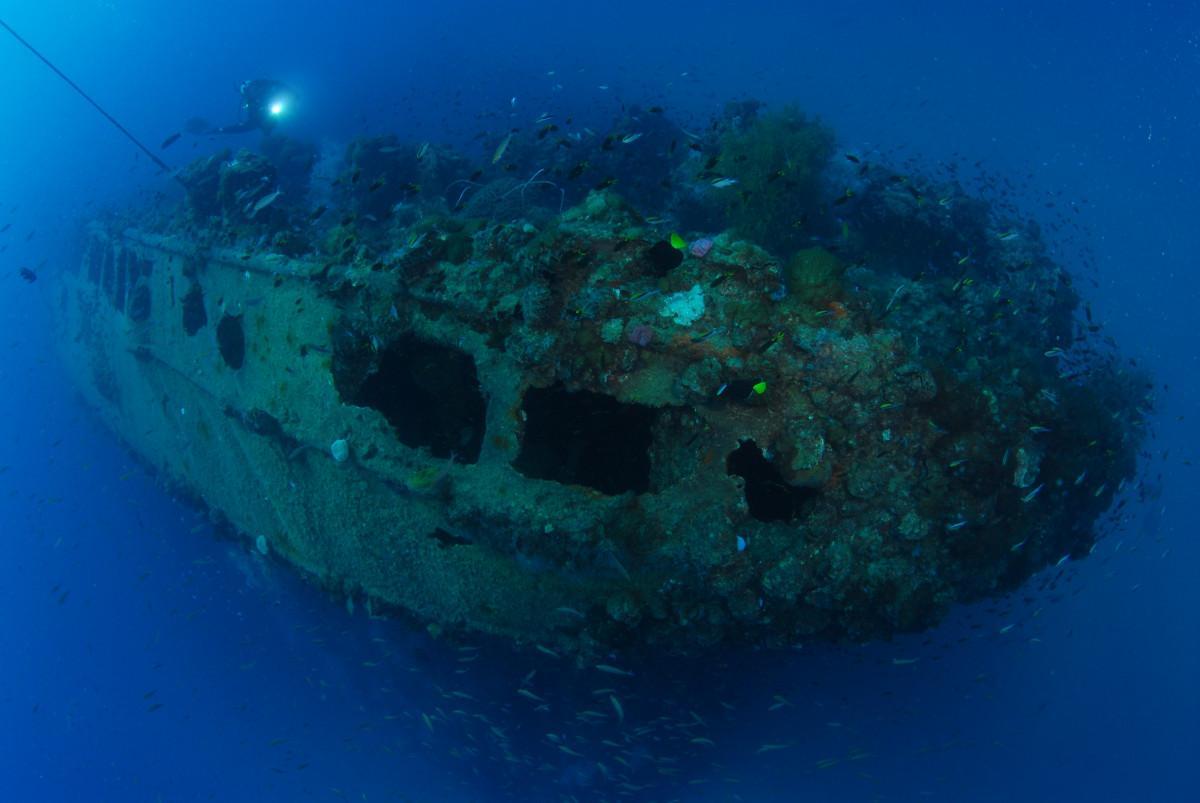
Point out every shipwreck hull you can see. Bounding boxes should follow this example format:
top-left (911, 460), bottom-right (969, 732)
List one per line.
top-left (53, 226), bottom-right (603, 645)
top-left (51, 190), bottom-right (1141, 657)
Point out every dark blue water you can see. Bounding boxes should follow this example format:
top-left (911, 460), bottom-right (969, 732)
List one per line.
top-left (1, 2), bottom-right (1195, 800)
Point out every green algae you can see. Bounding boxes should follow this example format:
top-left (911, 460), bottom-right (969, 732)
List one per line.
top-left (712, 106), bottom-right (836, 255)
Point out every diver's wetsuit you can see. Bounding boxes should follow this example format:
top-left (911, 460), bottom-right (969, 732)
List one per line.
top-left (211, 79), bottom-right (290, 135)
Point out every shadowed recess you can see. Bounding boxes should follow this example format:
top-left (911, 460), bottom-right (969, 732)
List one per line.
top-left (216, 313), bottom-right (244, 370)
top-left (727, 439), bottom-right (818, 522)
top-left (181, 284), bottom-right (206, 335)
top-left (514, 384), bottom-right (656, 495)
top-left (351, 336), bottom-right (486, 463)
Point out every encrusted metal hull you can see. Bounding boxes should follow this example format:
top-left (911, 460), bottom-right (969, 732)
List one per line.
top-left (52, 169), bottom-right (1144, 658)
top-left (53, 226), bottom-right (598, 646)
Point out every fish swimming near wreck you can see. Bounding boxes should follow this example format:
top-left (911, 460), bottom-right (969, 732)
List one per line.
top-left (246, 190), bottom-right (281, 218)
top-left (492, 132), bottom-right (513, 164)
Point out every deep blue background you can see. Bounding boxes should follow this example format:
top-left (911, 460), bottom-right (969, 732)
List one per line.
top-left (1, 2), bottom-right (1196, 801)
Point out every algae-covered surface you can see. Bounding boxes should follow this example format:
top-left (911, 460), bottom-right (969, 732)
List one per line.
top-left (52, 102), bottom-right (1150, 658)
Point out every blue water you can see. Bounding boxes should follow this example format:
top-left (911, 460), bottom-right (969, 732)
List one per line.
top-left (1, 2), bottom-right (1196, 800)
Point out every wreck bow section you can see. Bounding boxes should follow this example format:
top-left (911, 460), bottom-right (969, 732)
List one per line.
top-left (51, 176), bottom-right (1147, 657)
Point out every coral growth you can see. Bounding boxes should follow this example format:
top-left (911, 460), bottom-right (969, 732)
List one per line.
top-left (68, 98), bottom-right (1152, 657)
top-left (678, 104), bottom-right (837, 256)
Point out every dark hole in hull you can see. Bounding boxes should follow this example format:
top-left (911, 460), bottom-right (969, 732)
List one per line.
top-left (182, 284), bottom-right (206, 335)
top-left (217, 314), bottom-right (245, 370)
top-left (351, 336), bottom-right (486, 463)
top-left (514, 384), bottom-right (656, 495)
top-left (727, 440), bottom-right (818, 522)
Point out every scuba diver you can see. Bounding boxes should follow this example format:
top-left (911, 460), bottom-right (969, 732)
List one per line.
top-left (210, 79), bottom-right (294, 135)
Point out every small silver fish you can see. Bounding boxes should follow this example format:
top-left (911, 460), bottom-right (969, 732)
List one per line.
top-left (594, 663), bottom-right (634, 677)
top-left (626, 288), bottom-right (660, 303)
top-left (711, 177), bottom-right (738, 188)
top-left (621, 132), bottom-right (643, 144)
top-left (1021, 483), bottom-right (1044, 503)
top-left (757, 743), bottom-right (790, 753)
top-left (247, 189), bottom-right (281, 218)
top-left (945, 519), bottom-right (969, 532)
top-left (609, 694), bottom-right (624, 723)
top-left (554, 606), bottom-right (584, 618)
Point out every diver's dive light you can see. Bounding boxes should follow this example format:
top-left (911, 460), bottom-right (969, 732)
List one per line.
top-left (268, 92), bottom-right (293, 118)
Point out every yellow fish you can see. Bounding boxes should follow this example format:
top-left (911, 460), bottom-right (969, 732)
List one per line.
top-left (492, 133), bottom-right (512, 164)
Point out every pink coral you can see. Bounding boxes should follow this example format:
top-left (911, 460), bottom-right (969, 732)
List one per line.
top-left (627, 324), bottom-right (654, 347)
